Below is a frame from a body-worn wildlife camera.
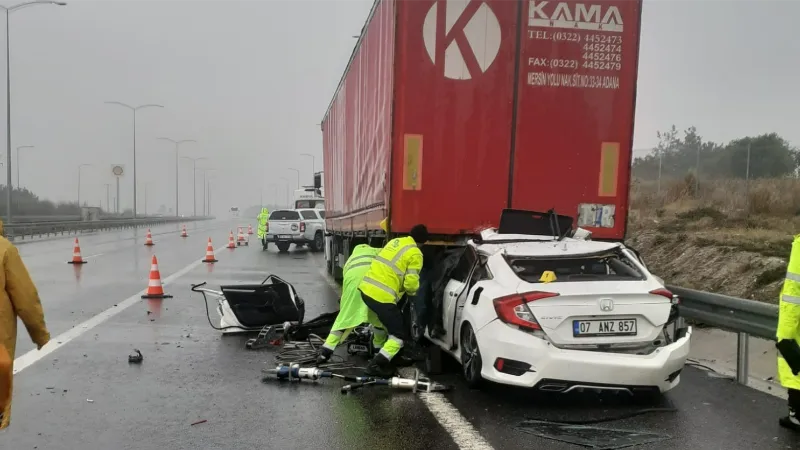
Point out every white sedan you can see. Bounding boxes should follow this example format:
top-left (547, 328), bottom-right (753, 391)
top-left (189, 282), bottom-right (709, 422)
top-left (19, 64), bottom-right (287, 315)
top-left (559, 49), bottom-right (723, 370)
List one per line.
top-left (414, 227), bottom-right (691, 398)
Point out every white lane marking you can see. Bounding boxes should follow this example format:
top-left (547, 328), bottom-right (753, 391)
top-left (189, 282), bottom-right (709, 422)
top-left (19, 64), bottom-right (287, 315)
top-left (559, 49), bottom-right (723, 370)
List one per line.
top-left (81, 253), bottom-right (104, 260)
top-left (316, 266), bottom-right (494, 450)
top-left (13, 258), bottom-right (204, 374)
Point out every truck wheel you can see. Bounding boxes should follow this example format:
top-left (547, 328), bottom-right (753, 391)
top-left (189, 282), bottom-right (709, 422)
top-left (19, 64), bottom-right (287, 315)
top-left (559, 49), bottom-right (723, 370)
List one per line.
top-left (276, 242), bottom-right (291, 253)
top-left (311, 232), bottom-right (323, 252)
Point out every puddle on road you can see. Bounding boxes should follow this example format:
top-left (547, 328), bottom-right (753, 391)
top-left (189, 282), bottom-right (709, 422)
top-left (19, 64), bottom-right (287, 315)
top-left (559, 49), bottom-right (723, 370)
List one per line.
top-left (514, 420), bottom-right (672, 449)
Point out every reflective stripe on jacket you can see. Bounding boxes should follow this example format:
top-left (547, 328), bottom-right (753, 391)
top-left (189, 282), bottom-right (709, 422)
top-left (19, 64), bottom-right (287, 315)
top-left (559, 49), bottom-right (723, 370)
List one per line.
top-left (331, 244), bottom-right (382, 332)
top-left (358, 236), bottom-right (423, 304)
top-left (778, 235), bottom-right (800, 390)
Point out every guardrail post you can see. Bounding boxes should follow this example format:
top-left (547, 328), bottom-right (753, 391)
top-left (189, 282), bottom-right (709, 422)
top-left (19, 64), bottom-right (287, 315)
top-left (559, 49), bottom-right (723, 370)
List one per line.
top-left (736, 332), bottom-right (750, 385)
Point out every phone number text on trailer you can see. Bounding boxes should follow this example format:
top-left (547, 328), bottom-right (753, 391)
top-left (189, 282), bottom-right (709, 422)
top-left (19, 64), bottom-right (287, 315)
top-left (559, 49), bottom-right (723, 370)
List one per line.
top-left (528, 30), bottom-right (624, 45)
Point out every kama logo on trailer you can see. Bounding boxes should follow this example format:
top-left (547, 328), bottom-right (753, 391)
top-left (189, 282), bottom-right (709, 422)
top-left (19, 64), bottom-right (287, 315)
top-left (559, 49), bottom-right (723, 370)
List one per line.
top-left (422, 0), bottom-right (501, 80)
top-left (529, 1), bottom-right (623, 33)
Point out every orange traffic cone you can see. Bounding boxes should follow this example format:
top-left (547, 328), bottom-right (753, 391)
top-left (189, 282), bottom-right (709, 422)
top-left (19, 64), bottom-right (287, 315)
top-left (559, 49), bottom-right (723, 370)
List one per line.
top-left (141, 255), bottom-right (172, 299)
top-left (247, 224), bottom-right (253, 235)
top-left (67, 238), bottom-right (87, 264)
top-left (202, 238), bottom-right (218, 263)
top-left (237, 227), bottom-right (245, 246)
top-left (144, 229), bottom-right (154, 246)
top-left (181, 224), bottom-right (188, 238)
top-left (227, 231), bottom-right (236, 249)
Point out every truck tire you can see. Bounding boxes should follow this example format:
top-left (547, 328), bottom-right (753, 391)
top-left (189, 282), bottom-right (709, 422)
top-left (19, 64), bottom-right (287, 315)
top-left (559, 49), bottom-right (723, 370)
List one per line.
top-left (276, 242), bottom-right (291, 253)
top-left (311, 231), bottom-right (324, 252)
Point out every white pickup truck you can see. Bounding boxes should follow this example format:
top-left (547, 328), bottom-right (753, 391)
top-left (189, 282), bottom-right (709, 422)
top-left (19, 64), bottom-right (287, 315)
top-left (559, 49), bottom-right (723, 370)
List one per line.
top-left (266, 208), bottom-right (325, 253)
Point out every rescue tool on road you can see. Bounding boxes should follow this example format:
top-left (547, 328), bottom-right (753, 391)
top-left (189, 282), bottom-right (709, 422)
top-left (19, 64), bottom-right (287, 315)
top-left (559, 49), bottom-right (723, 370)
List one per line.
top-left (261, 363), bottom-right (451, 394)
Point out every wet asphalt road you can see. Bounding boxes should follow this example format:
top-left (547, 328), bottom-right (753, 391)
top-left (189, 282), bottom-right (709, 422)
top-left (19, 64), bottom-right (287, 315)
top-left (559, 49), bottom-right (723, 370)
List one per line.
top-left (3, 219), bottom-right (799, 449)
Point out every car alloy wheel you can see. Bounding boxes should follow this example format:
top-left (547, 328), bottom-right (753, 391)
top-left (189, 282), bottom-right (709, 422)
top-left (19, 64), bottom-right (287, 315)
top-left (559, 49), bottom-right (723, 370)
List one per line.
top-left (460, 323), bottom-right (483, 388)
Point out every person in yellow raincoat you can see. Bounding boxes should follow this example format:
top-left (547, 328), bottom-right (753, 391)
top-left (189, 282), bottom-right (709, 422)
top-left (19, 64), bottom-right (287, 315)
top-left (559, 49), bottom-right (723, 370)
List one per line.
top-left (777, 234), bottom-right (800, 431)
top-left (257, 207), bottom-right (270, 250)
top-left (316, 218), bottom-right (393, 365)
top-left (0, 219), bottom-right (50, 430)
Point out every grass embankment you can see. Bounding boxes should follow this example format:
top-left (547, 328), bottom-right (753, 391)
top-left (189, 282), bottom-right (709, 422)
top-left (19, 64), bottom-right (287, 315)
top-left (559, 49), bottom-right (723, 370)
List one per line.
top-left (628, 175), bottom-right (798, 303)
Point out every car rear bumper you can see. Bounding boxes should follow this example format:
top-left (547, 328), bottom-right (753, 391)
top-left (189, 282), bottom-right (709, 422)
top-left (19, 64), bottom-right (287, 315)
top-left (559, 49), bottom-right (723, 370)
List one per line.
top-left (475, 320), bottom-right (692, 393)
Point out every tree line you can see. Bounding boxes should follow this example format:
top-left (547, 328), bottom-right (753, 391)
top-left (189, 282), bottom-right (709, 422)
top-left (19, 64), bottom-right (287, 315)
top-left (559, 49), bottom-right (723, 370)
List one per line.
top-left (0, 185), bottom-right (81, 216)
top-left (632, 125), bottom-right (798, 180)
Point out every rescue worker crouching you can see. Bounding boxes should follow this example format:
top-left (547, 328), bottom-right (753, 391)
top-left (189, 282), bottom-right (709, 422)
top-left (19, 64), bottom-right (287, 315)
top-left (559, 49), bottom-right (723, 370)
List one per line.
top-left (316, 243), bottom-right (388, 365)
top-left (359, 224), bottom-right (429, 378)
top-left (257, 207), bottom-right (270, 250)
top-left (777, 234), bottom-right (800, 430)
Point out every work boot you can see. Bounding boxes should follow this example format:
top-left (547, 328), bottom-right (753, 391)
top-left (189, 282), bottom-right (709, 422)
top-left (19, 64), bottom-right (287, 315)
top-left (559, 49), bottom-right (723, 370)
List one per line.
top-left (780, 406), bottom-right (800, 431)
top-left (315, 347), bottom-right (333, 366)
top-left (364, 355), bottom-right (396, 379)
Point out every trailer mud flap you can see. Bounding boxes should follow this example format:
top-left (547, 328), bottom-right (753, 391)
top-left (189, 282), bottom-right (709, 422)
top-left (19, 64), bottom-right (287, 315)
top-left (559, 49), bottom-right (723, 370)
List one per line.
top-left (514, 420), bottom-right (671, 449)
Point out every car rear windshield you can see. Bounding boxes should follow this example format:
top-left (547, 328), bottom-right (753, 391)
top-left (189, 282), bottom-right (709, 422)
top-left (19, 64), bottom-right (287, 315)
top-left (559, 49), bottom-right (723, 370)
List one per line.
top-left (269, 210), bottom-right (300, 220)
top-left (300, 210), bottom-right (318, 220)
top-left (504, 250), bottom-right (646, 283)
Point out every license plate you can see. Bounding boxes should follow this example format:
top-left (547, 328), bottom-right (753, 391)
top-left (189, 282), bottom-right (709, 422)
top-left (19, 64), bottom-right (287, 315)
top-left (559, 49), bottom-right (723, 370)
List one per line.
top-left (278, 235), bottom-right (292, 239)
top-left (573, 319), bottom-right (637, 337)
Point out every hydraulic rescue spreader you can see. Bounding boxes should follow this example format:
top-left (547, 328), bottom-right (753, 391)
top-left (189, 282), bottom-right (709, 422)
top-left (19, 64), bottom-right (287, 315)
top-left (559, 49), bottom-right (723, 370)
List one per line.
top-left (262, 363), bottom-right (452, 394)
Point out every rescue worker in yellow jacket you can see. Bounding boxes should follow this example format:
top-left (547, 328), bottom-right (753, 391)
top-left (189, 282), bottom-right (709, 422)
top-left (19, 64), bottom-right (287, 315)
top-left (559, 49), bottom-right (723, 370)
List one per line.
top-left (257, 207), bottom-right (270, 249)
top-left (359, 223), bottom-right (428, 378)
top-left (316, 243), bottom-right (385, 364)
top-left (317, 218), bottom-right (392, 364)
top-left (777, 234), bottom-right (800, 430)
top-left (0, 220), bottom-right (50, 429)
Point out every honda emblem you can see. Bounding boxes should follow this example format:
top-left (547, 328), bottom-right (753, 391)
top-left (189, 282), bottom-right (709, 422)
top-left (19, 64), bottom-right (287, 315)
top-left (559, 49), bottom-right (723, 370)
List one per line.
top-left (599, 298), bottom-right (614, 311)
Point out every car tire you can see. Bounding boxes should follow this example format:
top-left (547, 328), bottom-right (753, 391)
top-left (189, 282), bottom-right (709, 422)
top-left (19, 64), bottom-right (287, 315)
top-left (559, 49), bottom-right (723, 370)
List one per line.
top-left (311, 231), bottom-right (323, 252)
top-left (460, 323), bottom-right (483, 389)
top-left (276, 242), bottom-right (291, 253)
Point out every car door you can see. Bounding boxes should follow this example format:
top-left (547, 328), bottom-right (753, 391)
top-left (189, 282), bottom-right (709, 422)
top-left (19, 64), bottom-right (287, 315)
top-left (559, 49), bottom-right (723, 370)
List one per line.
top-left (442, 247), bottom-right (478, 348)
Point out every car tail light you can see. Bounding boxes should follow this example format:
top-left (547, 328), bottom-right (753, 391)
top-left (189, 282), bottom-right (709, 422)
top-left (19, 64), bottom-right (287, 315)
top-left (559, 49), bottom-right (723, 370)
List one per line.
top-left (299, 222), bottom-right (306, 232)
top-left (265, 223), bottom-right (269, 232)
top-left (493, 291), bottom-right (559, 331)
top-left (650, 288), bottom-right (678, 304)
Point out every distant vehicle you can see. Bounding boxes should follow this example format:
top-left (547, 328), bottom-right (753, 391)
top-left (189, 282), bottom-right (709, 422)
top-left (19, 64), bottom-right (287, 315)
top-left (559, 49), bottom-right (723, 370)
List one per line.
top-left (415, 210), bottom-right (690, 398)
top-left (265, 208), bottom-right (325, 253)
top-left (230, 206), bottom-right (239, 218)
top-left (293, 172), bottom-right (324, 210)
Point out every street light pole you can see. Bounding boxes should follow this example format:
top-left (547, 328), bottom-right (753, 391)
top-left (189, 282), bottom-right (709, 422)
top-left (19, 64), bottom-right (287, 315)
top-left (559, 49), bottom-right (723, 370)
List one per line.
top-left (15, 144), bottom-right (31, 189)
top-left (105, 101), bottom-right (164, 218)
top-left (279, 176), bottom-right (290, 208)
top-left (104, 183), bottom-right (110, 212)
top-left (77, 163), bottom-right (91, 207)
top-left (157, 137), bottom-right (196, 217)
top-left (288, 168), bottom-right (300, 190)
top-left (300, 153), bottom-right (315, 182)
top-left (2, 1), bottom-right (66, 222)
top-left (181, 156), bottom-right (207, 217)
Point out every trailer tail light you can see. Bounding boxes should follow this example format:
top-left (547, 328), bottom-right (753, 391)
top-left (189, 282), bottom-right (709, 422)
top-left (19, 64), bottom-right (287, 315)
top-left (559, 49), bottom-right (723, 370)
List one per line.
top-left (650, 288), bottom-right (678, 304)
top-left (493, 291), bottom-right (559, 331)
top-left (299, 222), bottom-right (306, 233)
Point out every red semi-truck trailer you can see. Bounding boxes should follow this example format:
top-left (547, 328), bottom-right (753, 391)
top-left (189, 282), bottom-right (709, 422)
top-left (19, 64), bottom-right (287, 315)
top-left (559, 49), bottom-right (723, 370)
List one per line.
top-left (322, 0), bottom-right (643, 279)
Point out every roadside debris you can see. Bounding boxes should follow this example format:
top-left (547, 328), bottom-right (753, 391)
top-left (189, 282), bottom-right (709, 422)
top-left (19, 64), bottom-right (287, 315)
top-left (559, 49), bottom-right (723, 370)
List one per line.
top-left (128, 349), bottom-right (143, 364)
top-left (190, 419), bottom-right (207, 426)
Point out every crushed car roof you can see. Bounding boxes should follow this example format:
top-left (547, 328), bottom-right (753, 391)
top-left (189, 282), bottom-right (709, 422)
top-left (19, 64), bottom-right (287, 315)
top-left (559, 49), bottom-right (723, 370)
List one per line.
top-left (471, 231), bottom-right (622, 257)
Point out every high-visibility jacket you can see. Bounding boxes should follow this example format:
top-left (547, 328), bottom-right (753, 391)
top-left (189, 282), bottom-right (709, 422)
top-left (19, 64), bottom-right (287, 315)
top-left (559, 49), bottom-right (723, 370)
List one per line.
top-left (359, 236), bottom-right (423, 304)
top-left (256, 208), bottom-right (269, 239)
top-left (778, 235), bottom-right (800, 390)
top-left (330, 244), bottom-right (382, 331)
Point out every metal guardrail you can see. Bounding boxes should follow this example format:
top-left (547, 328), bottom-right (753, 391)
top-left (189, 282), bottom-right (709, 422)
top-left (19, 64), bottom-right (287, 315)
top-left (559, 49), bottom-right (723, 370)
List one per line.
top-left (668, 284), bottom-right (779, 387)
top-left (3, 216), bottom-right (215, 241)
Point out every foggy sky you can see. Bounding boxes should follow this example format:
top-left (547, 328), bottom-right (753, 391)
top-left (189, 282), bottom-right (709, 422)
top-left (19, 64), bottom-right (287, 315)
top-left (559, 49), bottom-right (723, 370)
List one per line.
top-left (3, 0), bottom-right (797, 213)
